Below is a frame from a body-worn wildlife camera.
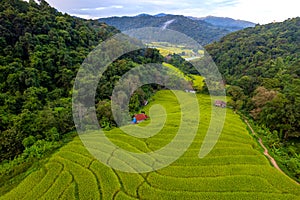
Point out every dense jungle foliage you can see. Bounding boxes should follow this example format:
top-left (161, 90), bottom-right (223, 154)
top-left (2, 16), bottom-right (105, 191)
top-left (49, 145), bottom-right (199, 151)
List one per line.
top-left (0, 0), bottom-right (163, 165)
top-left (206, 17), bottom-right (300, 180)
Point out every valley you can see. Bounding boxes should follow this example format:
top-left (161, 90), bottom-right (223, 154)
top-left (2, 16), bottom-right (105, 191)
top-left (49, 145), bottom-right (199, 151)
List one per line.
top-left (0, 0), bottom-right (299, 199)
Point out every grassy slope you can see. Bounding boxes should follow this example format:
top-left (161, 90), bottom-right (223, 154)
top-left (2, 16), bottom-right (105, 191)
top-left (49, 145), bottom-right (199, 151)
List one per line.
top-left (2, 91), bottom-right (300, 200)
top-left (162, 62), bottom-right (204, 90)
top-left (162, 63), bottom-right (190, 81)
top-left (149, 42), bottom-right (204, 58)
top-left (190, 74), bottom-right (205, 90)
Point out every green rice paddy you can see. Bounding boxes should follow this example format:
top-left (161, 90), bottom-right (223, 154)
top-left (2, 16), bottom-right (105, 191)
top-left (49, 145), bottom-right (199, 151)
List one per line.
top-left (2, 91), bottom-right (300, 200)
top-left (149, 42), bottom-right (204, 58)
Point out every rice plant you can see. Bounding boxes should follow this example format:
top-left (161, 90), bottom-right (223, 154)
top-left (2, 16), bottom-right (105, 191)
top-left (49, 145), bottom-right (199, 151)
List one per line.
top-left (2, 90), bottom-right (299, 199)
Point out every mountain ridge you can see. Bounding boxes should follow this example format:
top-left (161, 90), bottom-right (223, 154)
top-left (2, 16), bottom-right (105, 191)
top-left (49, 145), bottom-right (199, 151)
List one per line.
top-left (191, 15), bottom-right (256, 31)
top-left (99, 14), bottom-right (256, 45)
top-left (99, 14), bottom-right (230, 45)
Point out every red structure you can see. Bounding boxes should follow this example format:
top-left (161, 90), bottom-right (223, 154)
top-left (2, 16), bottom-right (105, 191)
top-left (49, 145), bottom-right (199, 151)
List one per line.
top-left (135, 113), bottom-right (149, 122)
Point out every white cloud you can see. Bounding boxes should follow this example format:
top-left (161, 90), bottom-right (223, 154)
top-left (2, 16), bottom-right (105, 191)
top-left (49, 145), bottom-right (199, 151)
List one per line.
top-left (111, 5), bottom-right (124, 9)
top-left (44, 0), bottom-right (299, 24)
top-left (210, 0), bottom-right (299, 24)
top-left (79, 5), bottom-right (123, 11)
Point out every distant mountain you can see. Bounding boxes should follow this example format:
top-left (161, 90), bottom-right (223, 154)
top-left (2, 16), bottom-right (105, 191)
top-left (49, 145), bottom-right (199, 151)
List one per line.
top-left (193, 16), bottom-right (256, 32)
top-left (99, 14), bottom-right (231, 45)
top-left (136, 13), bottom-right (151, 17)
top-left (154, 13), bottom-right (168, 17)
top-left (99, 14), bottom-right (256, 45)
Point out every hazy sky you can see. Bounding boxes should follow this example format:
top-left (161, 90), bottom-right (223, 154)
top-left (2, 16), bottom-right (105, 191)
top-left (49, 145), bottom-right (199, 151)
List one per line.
top-left (44, 0), bottom-right (299, 24)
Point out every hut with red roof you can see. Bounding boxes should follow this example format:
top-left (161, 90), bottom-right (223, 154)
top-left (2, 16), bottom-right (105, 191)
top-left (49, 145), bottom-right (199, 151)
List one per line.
top-left (134, 113), bottom-right (149, 123)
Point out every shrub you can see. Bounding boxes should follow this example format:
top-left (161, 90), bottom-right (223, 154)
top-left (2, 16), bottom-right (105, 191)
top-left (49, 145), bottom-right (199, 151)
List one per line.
top-left (22, 136), bottom-right (36, 148)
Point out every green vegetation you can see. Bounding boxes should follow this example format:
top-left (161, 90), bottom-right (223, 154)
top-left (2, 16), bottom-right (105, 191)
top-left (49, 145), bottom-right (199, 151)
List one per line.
top-left (162, 62), bottom-right (204, 91)
top-left (99, 14), bottom-right (231, 45)
top-left (0, 0), bottom-right (163, 168)
top-left (199, 16), bottom-right (255, 32)
top-left (206, 17), bottom-right (300, 181)
top-left (162, 63), bottom-right (191, 81)
top-left (1, 0), bottom-right (299, 198)
top-left (0, 0), bottom-right (117, 162)
top-left (190, 74), bottom-right (205, 91)
top-left (1, 91), bottom-right (299, 199)
top-left (149, 42), bottom-right (203, 58)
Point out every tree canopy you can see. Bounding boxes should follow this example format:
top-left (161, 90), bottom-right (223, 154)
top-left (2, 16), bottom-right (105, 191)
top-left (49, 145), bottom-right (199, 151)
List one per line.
top-left (206, 17), bottom-right (300, 139)
top-left (0, 0), bottom-right (120, 161)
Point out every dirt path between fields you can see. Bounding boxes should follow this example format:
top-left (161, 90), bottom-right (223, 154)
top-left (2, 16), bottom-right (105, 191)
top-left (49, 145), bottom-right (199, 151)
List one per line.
top-left (244, 119), bottom-right (282, 172)
top-left (243, 119), bottom-right (299, 185)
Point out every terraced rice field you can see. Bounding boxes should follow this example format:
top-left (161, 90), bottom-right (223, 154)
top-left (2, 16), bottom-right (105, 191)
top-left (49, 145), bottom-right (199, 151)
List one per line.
top-left (2, 91), bottom-right (300, 199)
top-left (162, 62), bottom-right (204, 90)
top-left (162, 62), bottom-right (191, 81)
top-left (190, 74), bottom-right (205, 90)
top-left (149, 42), bottom-right (199, 58)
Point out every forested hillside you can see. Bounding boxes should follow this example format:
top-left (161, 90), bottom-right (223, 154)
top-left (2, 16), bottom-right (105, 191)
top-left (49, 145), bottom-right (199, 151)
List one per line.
top-left (191, 16), bottom-right (256, 32)
top-left (0, 0), bottom-right (165, 167)
top-left (0, 0), bottom-right (116, 162)
top-left (99, 14), bottom-right (230, 45)
top-left (206, 17), bottom-right (300, 180)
